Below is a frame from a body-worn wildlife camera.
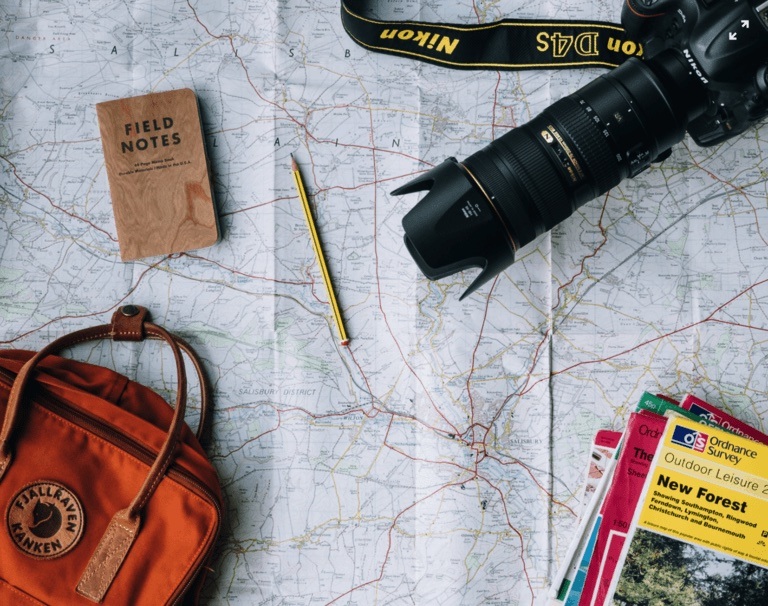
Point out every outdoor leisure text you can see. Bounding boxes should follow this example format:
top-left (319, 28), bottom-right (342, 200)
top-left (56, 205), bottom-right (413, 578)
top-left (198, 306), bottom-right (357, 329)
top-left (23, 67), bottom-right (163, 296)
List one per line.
top-left (663, 451), bottom-right (767, 495)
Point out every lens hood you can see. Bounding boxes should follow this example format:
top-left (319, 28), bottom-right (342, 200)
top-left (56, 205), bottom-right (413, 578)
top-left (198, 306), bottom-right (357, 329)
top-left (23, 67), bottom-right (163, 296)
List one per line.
top-left (395, 158), bottom-right (516, 299)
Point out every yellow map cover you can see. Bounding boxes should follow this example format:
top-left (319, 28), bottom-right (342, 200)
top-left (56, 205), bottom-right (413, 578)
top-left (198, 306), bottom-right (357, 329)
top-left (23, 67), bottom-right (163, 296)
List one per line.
top-left (608, 415), bottom-right (768, 604)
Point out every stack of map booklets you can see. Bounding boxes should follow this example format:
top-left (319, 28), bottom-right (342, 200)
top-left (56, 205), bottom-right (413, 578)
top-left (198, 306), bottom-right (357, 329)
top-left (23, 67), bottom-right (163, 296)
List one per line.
top-left (550, 392), bottom-right (768, 606)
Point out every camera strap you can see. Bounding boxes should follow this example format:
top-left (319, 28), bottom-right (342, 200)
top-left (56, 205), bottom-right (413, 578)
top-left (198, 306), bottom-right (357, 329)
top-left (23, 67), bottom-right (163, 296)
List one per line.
top-left (341, 1), bottom-right (641, 70)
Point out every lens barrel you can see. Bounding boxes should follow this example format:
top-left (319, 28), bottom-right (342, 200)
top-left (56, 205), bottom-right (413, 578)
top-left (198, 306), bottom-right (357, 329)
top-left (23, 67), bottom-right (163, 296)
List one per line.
top-left (397, 51), bottom-right (708, 298)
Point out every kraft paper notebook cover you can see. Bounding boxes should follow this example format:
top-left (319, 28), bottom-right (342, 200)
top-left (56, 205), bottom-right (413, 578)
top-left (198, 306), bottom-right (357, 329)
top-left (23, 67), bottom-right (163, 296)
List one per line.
top-left (96, 88), bottom-right (219, 261)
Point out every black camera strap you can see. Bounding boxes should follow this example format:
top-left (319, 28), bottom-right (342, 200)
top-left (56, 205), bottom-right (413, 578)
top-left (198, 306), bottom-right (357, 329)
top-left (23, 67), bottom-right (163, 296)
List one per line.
top-left (341, 1), bottom-right (641, 70)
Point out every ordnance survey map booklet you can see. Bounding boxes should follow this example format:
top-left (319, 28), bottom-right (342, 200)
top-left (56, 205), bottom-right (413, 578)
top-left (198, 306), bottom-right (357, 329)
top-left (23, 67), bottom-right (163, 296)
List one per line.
top-left (574, 395), bottom-right (768, 606)
top-left (552, 392), bottom-right (768, 606)
top-left (568, 410), bottom-right (667, 606)
top-left (606, 416), bottom-right (768, 605)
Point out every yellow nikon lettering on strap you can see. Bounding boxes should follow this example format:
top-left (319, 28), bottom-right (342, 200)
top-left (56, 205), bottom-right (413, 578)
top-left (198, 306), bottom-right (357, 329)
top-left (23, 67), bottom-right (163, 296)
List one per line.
top-left (380, 29), bottom-right (460, 55)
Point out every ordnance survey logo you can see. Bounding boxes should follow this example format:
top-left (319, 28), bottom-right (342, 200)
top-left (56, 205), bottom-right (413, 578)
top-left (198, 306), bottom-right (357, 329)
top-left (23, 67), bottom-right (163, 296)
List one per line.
top-left (671, 426), bottom-right (709, 452)
top-left (6, 481), bottom-right (84, 559)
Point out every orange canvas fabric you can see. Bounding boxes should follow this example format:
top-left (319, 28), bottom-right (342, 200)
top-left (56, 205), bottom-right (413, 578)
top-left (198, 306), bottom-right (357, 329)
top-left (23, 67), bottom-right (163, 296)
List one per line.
top-left (0, 308), bottom-right (223, 605)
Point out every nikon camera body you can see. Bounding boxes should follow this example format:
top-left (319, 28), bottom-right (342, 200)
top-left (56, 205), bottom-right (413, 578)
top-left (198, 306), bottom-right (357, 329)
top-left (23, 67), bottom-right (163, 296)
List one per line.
top-left (397, 0), bottom-right (768, 298)
top-left (627, 0), bottom-right (768, 145)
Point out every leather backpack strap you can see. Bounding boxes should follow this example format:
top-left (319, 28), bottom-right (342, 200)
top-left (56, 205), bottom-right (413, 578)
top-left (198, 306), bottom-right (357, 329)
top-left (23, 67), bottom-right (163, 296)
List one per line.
top-left (0, 305), bottom-right (208, 603)
top-left (152, 332), bottom-right (211, 443)
top-left (108, 303), bottom-right (212, 442)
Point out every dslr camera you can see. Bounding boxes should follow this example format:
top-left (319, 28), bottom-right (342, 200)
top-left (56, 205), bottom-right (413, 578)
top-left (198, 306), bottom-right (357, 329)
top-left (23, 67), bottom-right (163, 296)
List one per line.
top-left (396, 0), bottom-right (768, 298)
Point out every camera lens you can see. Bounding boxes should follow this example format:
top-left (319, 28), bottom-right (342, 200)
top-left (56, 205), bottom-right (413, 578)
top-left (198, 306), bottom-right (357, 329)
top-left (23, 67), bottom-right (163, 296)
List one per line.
top-left (396, 51), bottom-right (708, 298)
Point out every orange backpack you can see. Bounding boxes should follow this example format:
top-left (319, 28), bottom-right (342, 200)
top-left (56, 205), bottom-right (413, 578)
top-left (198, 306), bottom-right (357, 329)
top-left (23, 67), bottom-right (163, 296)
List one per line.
top-left (0, 306), bottom-right (222, 604)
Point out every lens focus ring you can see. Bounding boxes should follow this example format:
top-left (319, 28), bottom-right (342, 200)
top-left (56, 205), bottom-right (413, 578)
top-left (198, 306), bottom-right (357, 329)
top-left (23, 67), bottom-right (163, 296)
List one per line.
top-left (545, 97), bottom-right (622, 195)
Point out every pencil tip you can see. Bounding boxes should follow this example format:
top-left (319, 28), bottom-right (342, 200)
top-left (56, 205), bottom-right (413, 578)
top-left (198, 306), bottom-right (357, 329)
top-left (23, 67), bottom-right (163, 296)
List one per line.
top-left (290, 154), bottom-right (298, 171)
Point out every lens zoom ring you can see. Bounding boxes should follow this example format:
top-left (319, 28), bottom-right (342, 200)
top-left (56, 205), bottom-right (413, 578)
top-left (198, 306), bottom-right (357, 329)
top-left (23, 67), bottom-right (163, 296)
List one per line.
top-left (500, 130), bottom-right (573, 230)
top-left (547, 97), bottom-right (621, 195)
top-left (483, 128), bottom-right (572, 232)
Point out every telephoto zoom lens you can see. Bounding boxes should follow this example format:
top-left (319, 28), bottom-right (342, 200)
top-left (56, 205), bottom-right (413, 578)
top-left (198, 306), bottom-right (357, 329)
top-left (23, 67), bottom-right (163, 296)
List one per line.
top-left (396, 51), bottom-right (708, 299)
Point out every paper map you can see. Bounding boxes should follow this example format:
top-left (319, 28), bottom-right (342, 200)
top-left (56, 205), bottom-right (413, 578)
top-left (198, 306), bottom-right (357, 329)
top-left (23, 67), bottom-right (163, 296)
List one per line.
top-left (2, 1), bottom-right (768, 604)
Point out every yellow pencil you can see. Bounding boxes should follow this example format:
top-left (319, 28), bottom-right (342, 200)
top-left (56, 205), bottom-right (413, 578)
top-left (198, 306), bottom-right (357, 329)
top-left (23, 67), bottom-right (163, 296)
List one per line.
top-left (291, 155), bottom-right (350, 347)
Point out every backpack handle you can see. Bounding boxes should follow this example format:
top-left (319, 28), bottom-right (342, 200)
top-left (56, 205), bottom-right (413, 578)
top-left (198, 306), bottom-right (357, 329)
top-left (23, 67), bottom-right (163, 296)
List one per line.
top-left (0, 305), bottom-right (210, 473)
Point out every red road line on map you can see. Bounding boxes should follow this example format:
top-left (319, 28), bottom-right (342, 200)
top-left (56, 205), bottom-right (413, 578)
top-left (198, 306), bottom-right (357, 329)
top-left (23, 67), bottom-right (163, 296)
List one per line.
top-left (383, 440), bottom-right (477, 474)
top-left (327, 472), bottom-right (535, 605)
top-left (0, 154), bottom-right (116, 242)
top-left (219, 186), bottom-right (405, 220)
top-left (466, 275), bottom-right (499, 429)
top-left (183, 252), bottom-right (310, 287)
top-left (215, 397), bottom-right (458, 463)
top-left (218, 196), bottom-right (292, 218)
top-left (359, 97), bottom-right (462, 438)
top-left (482, 452), bottom-right (576, 515)
top-left (553, 195), bottom-right (609, 309)
top-left (520, 277), bottom-right (768, 397)
top-left (186, 0), bottom-right (432, 166)
top-left (212, 403), bottom-right (382, 460)
top-left (484, 194), bottom-right (610, 403)
top-left (478, 475), bottom-right (535, 602)
top-left (347, 348), bottom-right (380, 408)
top-left (0, 262), bottom-right (165, 345)
top-left (710, 318), bottom-right (768, 333)
top-left (324, 477), bottom-right (477, 606)
top-left (383, 415), bottom-right (477, 474)
top-left (472, 1), bottom-right (482, 21)
top-left (684, 143), bottom-right (768, 249)
top-left (218, 415), bottom-right (284, 459)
